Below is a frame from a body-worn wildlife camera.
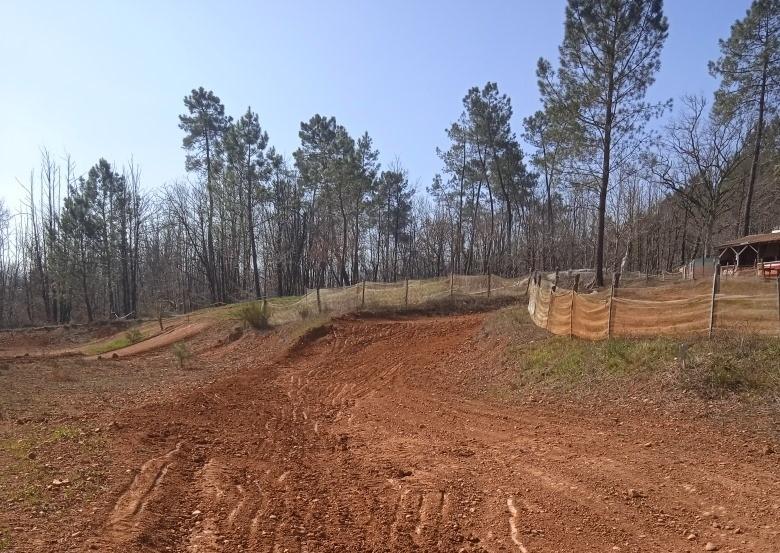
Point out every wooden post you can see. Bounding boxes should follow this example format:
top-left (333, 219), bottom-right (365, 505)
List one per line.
top-left (708, 263), bottom-right (720, 338)
top-left (487, 272), bottom-right (492, 298)
top-left (607, 274), bottom-right (616, 339)
top-left (450, 270), bottom-right (454, 297)
top-left (570, 289), bottom-right (575, 338)
top-left (404, 278), bottom-right (409, 307)
top-left (553, 267), bottom-right (559, 291)
top-left (776, 275), bottom-right (780, 331)
top-left (546, 287), bottom-right (553, 331)
top-left (573, 274), bottom-right (580, 292)
top-left (361, 279), bottom-right (366, 309)
top-left (316, 287), bottom-right (321, 314)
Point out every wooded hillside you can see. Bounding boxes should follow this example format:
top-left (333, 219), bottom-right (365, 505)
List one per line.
top-left (0, 0), bottom-right (777, 327)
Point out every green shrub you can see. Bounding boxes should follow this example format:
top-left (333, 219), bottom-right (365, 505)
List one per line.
top-left (237, 301), bottom-right (270, 330)
top-left (172, 343), bottom-right (192, 369)
top-left (125, 328), bottom-right (144, 344)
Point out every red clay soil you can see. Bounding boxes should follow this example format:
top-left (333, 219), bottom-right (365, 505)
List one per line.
top-left (16, 313), bottom-right (779, 552)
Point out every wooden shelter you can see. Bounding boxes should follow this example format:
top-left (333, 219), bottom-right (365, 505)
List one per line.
top-left (717, 231), bottom-right (780, 277)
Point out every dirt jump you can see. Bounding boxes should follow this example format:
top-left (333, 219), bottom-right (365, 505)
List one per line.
top-left (43, 312), bottom-right (773, 553)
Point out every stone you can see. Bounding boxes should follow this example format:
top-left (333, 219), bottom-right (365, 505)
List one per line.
top-left (704, 543), bottom-right (719, 551)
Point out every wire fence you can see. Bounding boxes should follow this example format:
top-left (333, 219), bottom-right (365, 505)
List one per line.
top-left (262, 274), bottom-right (531, 325)
top-left (528, 272), bottom-right (780, 340)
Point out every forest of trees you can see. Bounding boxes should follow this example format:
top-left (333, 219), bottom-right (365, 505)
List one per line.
top-left (0, 0), bottom-right (778, 327)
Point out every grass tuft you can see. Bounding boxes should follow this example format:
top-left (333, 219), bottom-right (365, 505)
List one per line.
top-left (125, 327), bottom-right (144, 345)
top-left (236, 301), bottom-right (271, 330)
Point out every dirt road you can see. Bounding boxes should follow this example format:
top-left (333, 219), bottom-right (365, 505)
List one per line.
top-left (79, 313), bottom-right (779, 552)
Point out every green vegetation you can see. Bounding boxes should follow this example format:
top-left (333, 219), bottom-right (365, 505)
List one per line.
top-left (125, 327), bottom-right (144, 344)
top-left (51, 425), bottom-right (81, 442)
top-left (495, 306), bottom-right (780, 398)
top-left (216, 295), bottom-right (300, 321)
top-left (236, 301), bottom-right (270, 330)
top-left (85, 335), bottom-right (134, 356)
top-left (679, 335), bottom-right (780, 398)
top-left (172, 343), bottom-right (192, 369)
top-left (510, 336), bottom-right (677, 388)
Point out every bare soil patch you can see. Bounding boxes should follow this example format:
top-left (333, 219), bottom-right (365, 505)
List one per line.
top-left (1, 307), bottom-right (778, 552)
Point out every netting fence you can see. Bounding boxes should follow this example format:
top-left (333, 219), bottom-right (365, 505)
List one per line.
top-left (262, 274), bottom-right (531, 326)
top-left (528, 272), bottom-right (780, 340)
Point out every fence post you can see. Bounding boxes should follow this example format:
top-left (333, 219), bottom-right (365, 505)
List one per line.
top-left (361, 279), bottom-right (366, 309)
top-left (607, 275), bottom-right (616, 339)
top-left (570, 289), bottom-right (575, 338)
top-left (546, 284), bottom-right (554, 331)
top-left (573, 274), bottom-right (580, 292)
top-left (404, 278), bottom-right (409, 307)
top-left (708, 263), bottom-right (720, 338)
top-left (450, 271), bottom-right (454, 297)
top-left (316, 287), bottom-right (321, 314)
top-left (776, 276), bottom-right (780, 332)
top-left (487, 272), bottom-right (492, 298)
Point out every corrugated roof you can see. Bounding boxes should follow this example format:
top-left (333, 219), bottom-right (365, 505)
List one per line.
top-left (717, 232), bottom-right (780, 249)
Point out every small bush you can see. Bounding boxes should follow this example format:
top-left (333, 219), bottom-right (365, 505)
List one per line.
top-left (172, 343), bottom-right (192, 369)
top-left (237, 301), bottom-right (270, 330)
top-left (125, 328), bottom-right (143, 344)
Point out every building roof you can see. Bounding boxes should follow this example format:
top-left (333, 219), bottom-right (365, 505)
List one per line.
top-left (717, 231), bottom-right (780, 249)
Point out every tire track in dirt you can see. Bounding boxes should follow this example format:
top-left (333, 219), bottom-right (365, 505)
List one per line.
top-left (87, 313), bottom-right (779, 552)
top-left (105, 442), bottom-right (184, 543)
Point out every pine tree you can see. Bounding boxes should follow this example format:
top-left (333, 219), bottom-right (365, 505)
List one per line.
top-left (225, 107), bottom-right (269, 298)
top-left (179, 87), bottom-right (231, 301)
top-left (709, 0), bottom-right (780, 236)
top-left (538, 0), bottom-right (669, 286)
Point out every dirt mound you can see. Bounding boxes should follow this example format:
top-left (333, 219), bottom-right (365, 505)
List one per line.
top-left (92, 322), bottom-right (208, 359)
top-left (62, 313), bottom-right (779, 552)
top-left (285, 321), bottom-right (333, 359)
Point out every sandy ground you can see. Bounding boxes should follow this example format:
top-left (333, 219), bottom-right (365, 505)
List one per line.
top-left (2, 311), bottom-right (779, 552)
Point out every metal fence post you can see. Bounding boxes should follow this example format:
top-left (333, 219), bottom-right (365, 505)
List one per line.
top-left (316, 287), bottom-right (321, 314)
top-left (404, 278), bottom-right (409, 307)
top-left (361, 279), bottom-right (366, 309)
top-left (487, 272), bottom-right (492, 299)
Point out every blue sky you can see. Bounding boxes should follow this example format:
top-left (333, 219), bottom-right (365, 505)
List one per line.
top-left (0, 1), bottom-right (749, 208)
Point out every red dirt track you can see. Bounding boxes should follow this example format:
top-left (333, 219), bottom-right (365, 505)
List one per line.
top-left (69, 313), bottom-right (779, 552)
